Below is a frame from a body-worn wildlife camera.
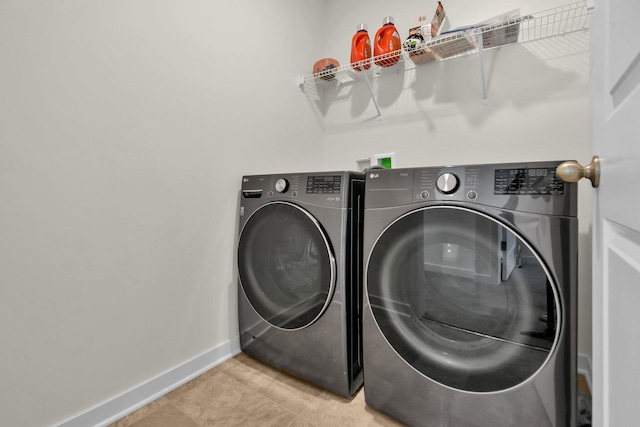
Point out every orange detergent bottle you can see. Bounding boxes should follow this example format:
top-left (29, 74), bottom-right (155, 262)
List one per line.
top-left (350, 24), bottom-right (372, 71)
top-left (373, 16), bottom-right (401, 67)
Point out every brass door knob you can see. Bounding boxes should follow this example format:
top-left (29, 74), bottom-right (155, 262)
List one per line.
top-left (556, 156), bottom-right (600, 188)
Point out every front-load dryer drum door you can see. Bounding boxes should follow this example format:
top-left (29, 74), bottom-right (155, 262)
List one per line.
top-left (238, 202), bottom-right (336, 331)
top-left (366, 206), bottom-right (560, 393)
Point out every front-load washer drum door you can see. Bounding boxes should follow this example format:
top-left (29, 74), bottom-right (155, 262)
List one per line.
top-left (238, 202), bottom-right (336, 331)
top-left (367, 206), bottom-right (560, 393)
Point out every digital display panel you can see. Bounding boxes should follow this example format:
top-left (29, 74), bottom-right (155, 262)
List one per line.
top-left (494, 168), bottom-right (564, 195)
top-left (306, 175), bottom-right (342, 194)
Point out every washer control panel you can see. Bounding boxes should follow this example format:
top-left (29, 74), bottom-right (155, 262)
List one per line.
top-left (241, 172), bottom-right (359, 209)
top-left (306, 175), bottom-right (342, 194)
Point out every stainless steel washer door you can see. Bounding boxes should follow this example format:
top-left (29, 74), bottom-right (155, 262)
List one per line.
top-left (238, 202), bottom-right (336, 331)
top-left (366, 206), bottom-right (560, 392)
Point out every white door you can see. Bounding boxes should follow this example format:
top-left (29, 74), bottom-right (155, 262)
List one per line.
top-left (591, 0), bottom-right (640, 425)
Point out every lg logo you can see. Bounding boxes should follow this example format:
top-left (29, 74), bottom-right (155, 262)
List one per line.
top-left (369, 173), bottom-right (379, 179)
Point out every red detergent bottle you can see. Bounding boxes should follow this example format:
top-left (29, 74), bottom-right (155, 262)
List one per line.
top-left (373, 16), bottom-right (401, 67)
top-left (350, 24), bottom-right (372, 71)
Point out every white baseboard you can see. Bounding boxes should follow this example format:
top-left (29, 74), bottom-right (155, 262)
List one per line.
top-left (54, 341), bottom-right (589, 426)
top-left (55, 337), bottom-right (241, 427)
top-left (577, 352), bottom-right (592, 391)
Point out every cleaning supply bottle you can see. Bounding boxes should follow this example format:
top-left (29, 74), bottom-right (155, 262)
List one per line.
top-left (373, 16), bottom-right (401, 67)
top-left (350, 24), bottom-right (372, 71)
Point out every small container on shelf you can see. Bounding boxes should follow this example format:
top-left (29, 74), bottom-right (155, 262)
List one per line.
top-left (351, 24), bottom-right (372, 71)
top-left (373, 16), bottom-right (401, 67)
top-left (477, 9), bottom-right (522, 48)
top-left (403, 15), bottom-right (437, 65)
top-left (313, 58), bottom-right (340, 81)
top-left (430, 28), bottom-right (477, 59)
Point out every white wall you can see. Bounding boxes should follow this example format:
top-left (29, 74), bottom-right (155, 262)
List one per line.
top-left (0, 1), bottom-right (324, 426)
top-left (315, 0), bottom-right (592, 357)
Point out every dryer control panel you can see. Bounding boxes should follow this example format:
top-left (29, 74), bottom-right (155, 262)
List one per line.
top-left (494, 167), bottom-right (564, 195)
top-left (365, 161), bottom-right (577, 217)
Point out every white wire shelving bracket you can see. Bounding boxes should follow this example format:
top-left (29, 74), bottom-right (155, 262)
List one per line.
top-left (298, 0), bottom-right (592, 118)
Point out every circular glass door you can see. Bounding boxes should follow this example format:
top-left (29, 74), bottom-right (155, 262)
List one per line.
top-left (367, 206), bottom-right (559, 392)
top-left (238, 202), bottom-right (336, 330)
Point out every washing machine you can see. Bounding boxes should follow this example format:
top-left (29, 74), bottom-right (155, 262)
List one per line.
top-left (237, 171), bottom-right (364, 398)
top-left (362, 161), bottom-right (578, 426)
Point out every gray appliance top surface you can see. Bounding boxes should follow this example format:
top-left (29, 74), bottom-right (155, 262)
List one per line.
top-left (365, 161), bottom-right (577, 217)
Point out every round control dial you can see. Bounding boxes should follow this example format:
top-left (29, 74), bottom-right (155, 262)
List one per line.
top-left (436, 173), bottom-right (459, 194)
top-left (274, 178), bottom-right (289, 193)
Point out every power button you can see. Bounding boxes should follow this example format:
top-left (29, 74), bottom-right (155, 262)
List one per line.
top-left (467, 191), bottom-right (478, 200)
top-left (436, 173), bottom-right (459, 194)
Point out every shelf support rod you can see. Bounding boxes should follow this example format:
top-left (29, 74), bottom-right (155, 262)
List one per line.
top-left (362, 69), bottom-right (383, 120)
top-left (476, 32), bottom-right (488, 105)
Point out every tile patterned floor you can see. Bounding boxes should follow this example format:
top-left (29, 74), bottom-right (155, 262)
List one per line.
top-left (109, 352), bottom-right (405, 427)
top-left (110, 352), bottom-right (592, 427)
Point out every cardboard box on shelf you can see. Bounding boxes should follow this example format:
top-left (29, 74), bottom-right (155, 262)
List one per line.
top-left (431, 1), bottom-right (446, 38)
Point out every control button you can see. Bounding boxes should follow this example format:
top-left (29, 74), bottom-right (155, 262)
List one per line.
top-left (436, 173), bottom-right (459, 194)
top-left (291, 190), bottom-right (298, 198)
top-left (467, 191), bottom-right (478, 200)
top-left (275, 178), bottom-right (289, 193)
top-left (420, 191), bottom-right (430, 200)
top-left (268, 191), bottom-right (274, 197)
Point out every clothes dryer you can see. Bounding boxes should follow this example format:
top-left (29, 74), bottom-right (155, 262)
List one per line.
top-left (362, 161), bottom-right (577, 426)
top-left (238, 171), bottom-right (364, 397)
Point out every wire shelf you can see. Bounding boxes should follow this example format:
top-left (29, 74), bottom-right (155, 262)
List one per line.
top-left (299, 0), bottom-right (592, 88)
